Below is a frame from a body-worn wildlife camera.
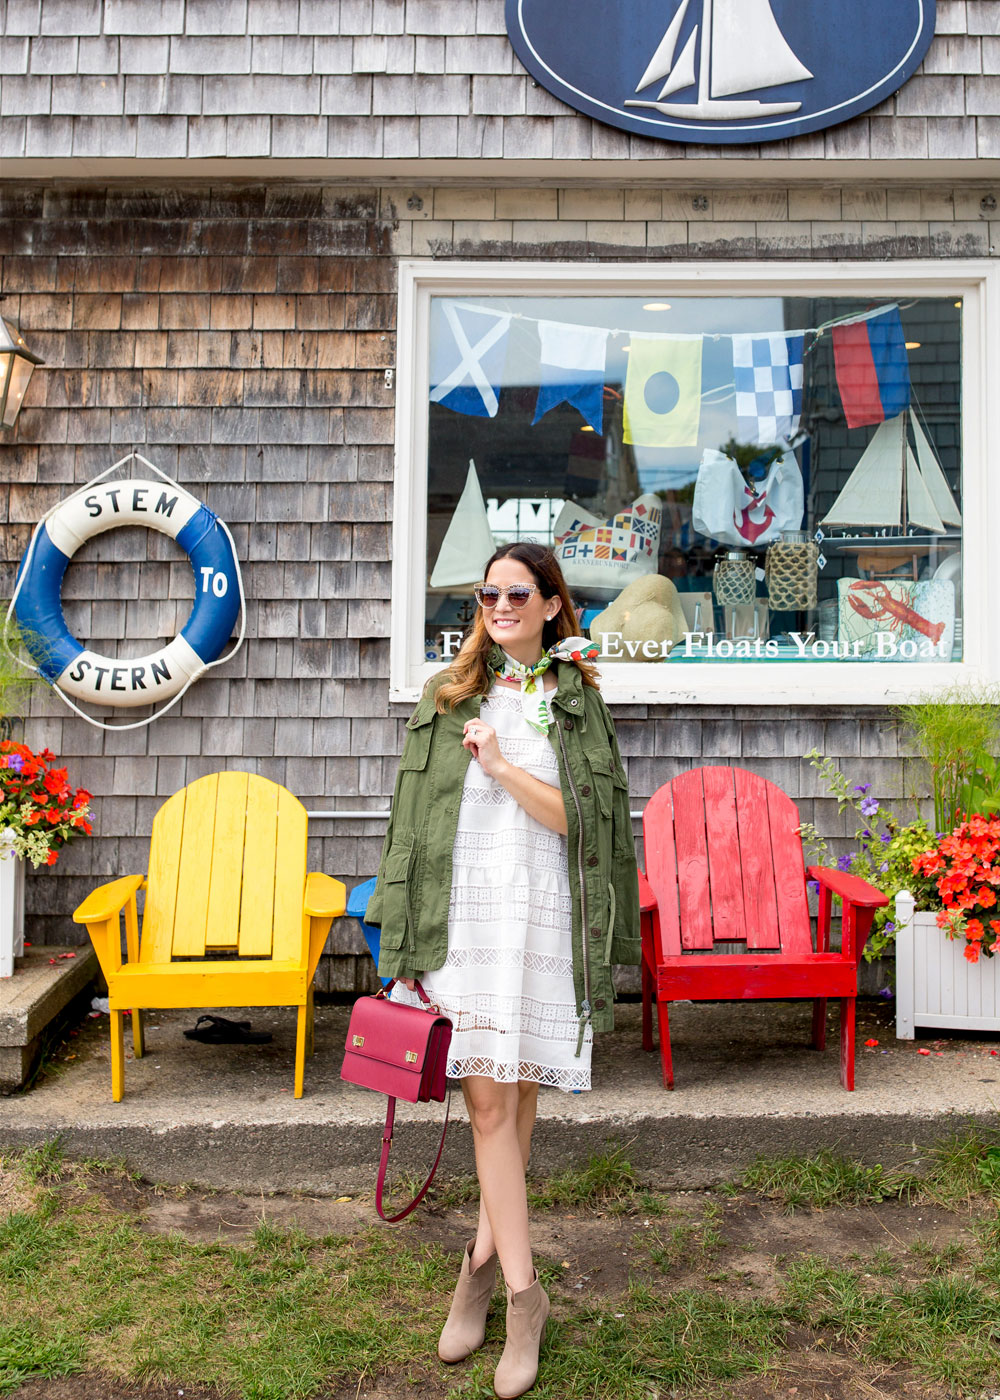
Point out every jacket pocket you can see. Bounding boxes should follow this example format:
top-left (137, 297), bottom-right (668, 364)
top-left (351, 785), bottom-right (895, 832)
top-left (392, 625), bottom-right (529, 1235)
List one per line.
top-left (584, 747), bottom-right (617, 819)
top-left (399, 713), bottom-right (434, 771)
top-left (375, 837), bottom-right (414, 950)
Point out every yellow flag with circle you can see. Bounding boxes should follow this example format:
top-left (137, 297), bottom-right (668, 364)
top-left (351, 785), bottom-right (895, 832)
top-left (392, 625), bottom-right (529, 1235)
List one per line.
top-left (623, 336), bottom-right (702, 447)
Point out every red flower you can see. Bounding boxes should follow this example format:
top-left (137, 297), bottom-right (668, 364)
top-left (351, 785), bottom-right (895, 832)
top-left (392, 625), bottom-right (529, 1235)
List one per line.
top-left (964, 943), bottom-right (981, 963)
top-left (39, 748), bottom-right (56, 763)
top-left (966, 919), bottom-right (985, 942)
top-left (73, 789), bottom-right (92, 808)
top-left (977, 886), bottom-right (997, 909)
top-left (23, 811), bottom-right (43, 826)
top-left (45, 849), bottom-right (58, 866)
top-left (45, 809), bottom-right (62, 825)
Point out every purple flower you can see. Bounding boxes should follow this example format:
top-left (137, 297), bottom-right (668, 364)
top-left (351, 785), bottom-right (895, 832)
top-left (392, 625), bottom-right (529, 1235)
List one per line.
top-left (860, 797), bottom-right (879, 818)
top-left (878, 986), bottom-right (894, 999)
top-left (879, 861), bottom-right (889, 873)
top-left (837, 853), bottom-right (855, 872)
top-left (807, 879), bottom-right (820, 893)
top-left (862, 829), bottom-right (872, 840)
top-left (884, 921), bottom-right (895, 934)
top-left (853, 783), bottom-right (871, 794)
top-left (880, 833), bottom-right (892, 845)
top-left (2, 754), bottom-right (23, 773)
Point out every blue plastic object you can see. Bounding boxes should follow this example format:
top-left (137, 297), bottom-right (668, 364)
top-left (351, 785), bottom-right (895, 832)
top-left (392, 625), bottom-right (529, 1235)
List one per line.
top-left (347, 876), bottom-right (387, 984)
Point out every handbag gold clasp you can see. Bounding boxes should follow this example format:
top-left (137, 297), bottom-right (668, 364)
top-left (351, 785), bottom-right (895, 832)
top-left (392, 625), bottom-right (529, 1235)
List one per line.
top-left (352, 1034), bottom-right (365, 1047)
top-left (405, 1050), bottom-right (418, 1063)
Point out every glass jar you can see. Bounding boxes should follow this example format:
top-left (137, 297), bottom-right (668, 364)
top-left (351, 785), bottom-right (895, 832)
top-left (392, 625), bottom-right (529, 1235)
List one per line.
top-left (713, 551), bottom-right (756, 607)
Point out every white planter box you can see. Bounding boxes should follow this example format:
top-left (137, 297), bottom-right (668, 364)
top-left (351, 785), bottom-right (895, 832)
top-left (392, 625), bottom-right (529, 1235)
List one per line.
top-left (895, 890), bottom-right (1000, 1038)
top-left (0, 844), bottom-right (26, 979)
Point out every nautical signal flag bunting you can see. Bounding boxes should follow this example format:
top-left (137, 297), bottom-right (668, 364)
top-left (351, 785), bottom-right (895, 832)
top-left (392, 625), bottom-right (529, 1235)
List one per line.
top-left (732, 332), bottom-right (804, 444)
top-left (623, 336), bottom-right (702, 447)
top-left (532, 320), bottom-right (609, 435)
top-left (832, 306), bottom-right (911, 430)
top-left (429, 303), bottom-right (512, 418)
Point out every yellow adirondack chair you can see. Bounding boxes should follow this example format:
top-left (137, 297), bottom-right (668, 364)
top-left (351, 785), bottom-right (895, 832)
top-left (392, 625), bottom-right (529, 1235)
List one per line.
top-left (73, 771), bottom-right (346, 1101)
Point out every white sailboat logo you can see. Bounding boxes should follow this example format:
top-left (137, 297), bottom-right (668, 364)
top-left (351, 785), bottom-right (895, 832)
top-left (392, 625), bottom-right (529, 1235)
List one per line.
top-left (625, 0), bottom-right (813, 120)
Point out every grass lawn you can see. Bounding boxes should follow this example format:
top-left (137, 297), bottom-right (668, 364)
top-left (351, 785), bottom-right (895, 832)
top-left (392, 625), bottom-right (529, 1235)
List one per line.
top-left (1, 1133), bottom-right (999, 1400)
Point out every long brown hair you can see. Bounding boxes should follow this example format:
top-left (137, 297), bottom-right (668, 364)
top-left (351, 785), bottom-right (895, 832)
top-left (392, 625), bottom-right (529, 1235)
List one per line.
top-left (434, 542), bottom-right (600, 712)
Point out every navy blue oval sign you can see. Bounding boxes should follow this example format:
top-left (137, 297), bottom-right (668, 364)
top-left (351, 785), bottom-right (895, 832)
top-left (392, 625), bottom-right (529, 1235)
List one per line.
top-left (506, 0), bottom-right (936, 146)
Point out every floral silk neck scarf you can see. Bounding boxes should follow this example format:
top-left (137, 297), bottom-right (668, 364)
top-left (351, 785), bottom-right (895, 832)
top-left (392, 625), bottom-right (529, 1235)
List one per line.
top-left (490, 637), bottom-right (599, 735)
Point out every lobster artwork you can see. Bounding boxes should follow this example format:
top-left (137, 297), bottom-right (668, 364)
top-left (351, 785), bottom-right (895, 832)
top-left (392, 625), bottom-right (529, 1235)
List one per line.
top-left (845, 581), bottom-right (946, 645)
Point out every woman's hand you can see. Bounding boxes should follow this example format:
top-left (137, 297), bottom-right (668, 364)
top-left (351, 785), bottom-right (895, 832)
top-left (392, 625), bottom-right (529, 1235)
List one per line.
top-left (462, 717), bottom-right (568, 835)
top-left (463, 719), bottom-right (507, 780)
top-left (400, 978), bottom-right (418, 991)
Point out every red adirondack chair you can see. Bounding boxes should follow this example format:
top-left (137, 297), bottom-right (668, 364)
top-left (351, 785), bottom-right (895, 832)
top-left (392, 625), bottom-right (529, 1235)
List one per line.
top-left (639, 765), bottom-right (888, 1091)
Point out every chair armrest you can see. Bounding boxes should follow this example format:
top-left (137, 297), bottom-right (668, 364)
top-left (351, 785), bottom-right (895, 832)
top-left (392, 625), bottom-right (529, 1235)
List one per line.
top-left (637, 869), bottom-right (656, 913)
top-left (73, 875), bottom-right (145, 925)
top-left (807, 865), bottom-right (889, 909)
top-left (305, 872), bottom-right (347, 919)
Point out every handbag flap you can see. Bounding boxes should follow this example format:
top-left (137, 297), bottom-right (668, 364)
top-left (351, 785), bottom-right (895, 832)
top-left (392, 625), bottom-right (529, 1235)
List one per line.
top-left (345, 995), bottom-right (450, 1076)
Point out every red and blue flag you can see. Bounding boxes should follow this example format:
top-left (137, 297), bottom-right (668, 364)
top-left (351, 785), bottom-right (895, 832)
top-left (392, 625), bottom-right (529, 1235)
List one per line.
top-left (832, 307), bottom-right (911, 429)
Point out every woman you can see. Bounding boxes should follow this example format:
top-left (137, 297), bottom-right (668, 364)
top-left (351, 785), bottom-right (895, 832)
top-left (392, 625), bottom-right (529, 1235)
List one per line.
top-left (365, 542), bottom-right (639, 1399)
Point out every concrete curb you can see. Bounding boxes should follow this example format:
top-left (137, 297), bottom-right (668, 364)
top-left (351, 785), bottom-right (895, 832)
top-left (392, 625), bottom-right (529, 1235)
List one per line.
top-left (2, 1000), bottom-right (997, 1192)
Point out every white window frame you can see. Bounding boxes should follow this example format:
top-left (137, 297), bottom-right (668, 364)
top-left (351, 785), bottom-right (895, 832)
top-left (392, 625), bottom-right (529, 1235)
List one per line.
top-left (391, 258), bottom-right (999, 706)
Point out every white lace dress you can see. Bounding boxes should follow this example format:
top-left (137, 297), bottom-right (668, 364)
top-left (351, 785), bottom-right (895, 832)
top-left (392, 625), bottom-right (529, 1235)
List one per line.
top-left (392, 683), bottom-right (592, 1092)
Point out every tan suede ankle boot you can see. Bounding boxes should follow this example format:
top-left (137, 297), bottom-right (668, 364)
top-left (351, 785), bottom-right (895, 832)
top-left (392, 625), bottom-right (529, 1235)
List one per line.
top-left (493, 1273), bottom-right (549, 1399)
top-left (438, 1241), bottom-right (499, 1363)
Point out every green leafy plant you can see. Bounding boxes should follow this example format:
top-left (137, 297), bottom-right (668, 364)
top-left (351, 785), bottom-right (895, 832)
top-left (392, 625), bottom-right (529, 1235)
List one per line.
top-left (802, 751), bottom-right (939, 960)
top-left (0, 615), bottom-right (47, 724)
top-left (895, 685), bottom-right (1000, 832)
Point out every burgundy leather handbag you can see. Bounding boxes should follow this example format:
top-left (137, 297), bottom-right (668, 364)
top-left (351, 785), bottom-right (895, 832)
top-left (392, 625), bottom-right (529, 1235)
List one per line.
top-left (340, 980), bottom-right (453, 1222)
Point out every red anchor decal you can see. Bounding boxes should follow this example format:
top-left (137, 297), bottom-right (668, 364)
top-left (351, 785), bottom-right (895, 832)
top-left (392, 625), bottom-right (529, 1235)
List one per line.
top-left (734, 488), bottom-right (775, 545)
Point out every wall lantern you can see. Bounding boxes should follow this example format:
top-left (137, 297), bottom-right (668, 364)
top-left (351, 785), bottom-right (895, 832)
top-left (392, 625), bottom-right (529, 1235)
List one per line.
top-left (0, 317), bottom-right (44, 429)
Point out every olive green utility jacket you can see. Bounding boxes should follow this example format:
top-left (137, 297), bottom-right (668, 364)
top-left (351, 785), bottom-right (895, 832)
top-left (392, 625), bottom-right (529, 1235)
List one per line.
top-left (365, 650), bottom-right (641, 1041)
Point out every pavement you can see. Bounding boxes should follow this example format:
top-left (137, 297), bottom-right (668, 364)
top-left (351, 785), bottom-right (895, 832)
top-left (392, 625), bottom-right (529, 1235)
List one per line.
top-left (0, 945), bottom-right (100, 1091)
top-left (1, 996), bottom-right (998, 1194)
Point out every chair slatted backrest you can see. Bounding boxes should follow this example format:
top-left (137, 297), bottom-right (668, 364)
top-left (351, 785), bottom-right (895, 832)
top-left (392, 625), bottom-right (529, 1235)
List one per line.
top-left (643, 766), bottom-right (812, 957)
top-left (141, 772), bottom-right (309, 963)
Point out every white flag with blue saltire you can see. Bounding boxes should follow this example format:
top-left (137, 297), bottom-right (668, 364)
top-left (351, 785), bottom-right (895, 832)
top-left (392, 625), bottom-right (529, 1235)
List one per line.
top-left (429, 303), bottom-right (512, 418)
top-left (732, 332), bottom-right (805, 445)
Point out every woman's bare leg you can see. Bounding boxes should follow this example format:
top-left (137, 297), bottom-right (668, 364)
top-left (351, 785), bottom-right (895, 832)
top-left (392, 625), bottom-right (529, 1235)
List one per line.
top-left (464, 1077), bottom-right (539, 1291)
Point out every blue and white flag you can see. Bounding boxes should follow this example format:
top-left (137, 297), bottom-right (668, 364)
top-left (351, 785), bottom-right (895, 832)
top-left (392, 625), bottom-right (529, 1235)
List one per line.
top-left (732, 332), bottom-right (805, 445)
top-left (430, 303), bottom-right (512, 418)
top-left (532, 321), bottom-right (609, 434)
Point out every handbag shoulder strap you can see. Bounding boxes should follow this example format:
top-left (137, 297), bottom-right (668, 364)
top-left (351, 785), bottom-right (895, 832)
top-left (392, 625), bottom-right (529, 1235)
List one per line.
top-left (376, 1090), bottom-right (451, 1224)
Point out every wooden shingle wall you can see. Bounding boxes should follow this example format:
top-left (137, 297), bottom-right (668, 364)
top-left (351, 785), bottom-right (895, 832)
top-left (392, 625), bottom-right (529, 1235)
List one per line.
top-left (0, 0), bottom-right (995, 166)
top-left (0, 181), bottom-right (977, 985)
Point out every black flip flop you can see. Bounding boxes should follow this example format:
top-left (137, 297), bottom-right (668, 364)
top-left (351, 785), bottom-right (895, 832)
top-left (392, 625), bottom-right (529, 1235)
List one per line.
top-left (182, 1014), bottom-right (273, 1045)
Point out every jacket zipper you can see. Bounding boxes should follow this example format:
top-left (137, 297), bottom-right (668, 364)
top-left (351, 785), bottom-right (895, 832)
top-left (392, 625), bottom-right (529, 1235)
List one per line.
top-left (554, 718), bottom-right (592, 1055)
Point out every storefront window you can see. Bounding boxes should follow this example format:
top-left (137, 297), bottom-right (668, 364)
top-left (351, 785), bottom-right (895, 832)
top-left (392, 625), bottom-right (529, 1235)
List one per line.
top-left (395, 264), bottom-right (990, 703)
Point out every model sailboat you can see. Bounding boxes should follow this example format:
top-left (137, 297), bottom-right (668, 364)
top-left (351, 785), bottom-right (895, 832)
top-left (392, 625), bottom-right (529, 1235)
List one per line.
top-left (625, 0), bottom-right (812, 120)
top-left (821, 412), bottom-right (962, 536)
top-left (429, 460), bottom-right (496, 589)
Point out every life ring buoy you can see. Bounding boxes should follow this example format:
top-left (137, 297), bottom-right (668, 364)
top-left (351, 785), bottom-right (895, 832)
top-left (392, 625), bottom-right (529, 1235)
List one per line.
top-left (14, 478), bottom-right (242, 709)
